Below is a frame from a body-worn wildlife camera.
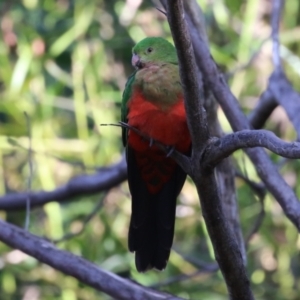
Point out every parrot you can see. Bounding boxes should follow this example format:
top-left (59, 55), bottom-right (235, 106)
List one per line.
top-left (121, 37), bottom-right (191, 272)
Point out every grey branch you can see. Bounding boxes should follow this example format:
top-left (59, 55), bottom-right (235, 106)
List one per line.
top-left (183, 0), bottom-right (209, 47)
top-left (204, 130), bottom-right (300, 230)
top-left (0, 159), bottom-right (127, 211)
top-left (181, 0), bottom-right (247, 264)
top-left (24, 111), bottom-right (33, 230)
top-left (250, 0), bottom-right (300, 139)
top-left (162, 0), bottom-right (247, 265)
top-left (187, 0), bottom-right (300, 233)
top-left (166, 0), bottom-right (208, 155)
top-left (204, 130), bottom-right (300, 167)
top-left (164, 1), bottom-right (254, 299)
top-left (248, 90), bottom-right (277, 129)
top-left (269, 70), bottom-right (300, 140)
top-left (117, 121), bottom-right (192, 173)
top-left (271, 0), bottom-right (283, 69)
top-left (0, 219), bottom-right (183, 300)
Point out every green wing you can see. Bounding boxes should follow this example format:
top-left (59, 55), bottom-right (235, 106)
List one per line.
top-left (121, 71), bottom-right (136, 147)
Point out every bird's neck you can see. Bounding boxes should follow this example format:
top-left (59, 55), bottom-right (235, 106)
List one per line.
top-left (133, 63), bottom-right (182, 108)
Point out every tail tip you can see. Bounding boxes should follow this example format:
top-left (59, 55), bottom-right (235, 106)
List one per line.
top-left (135, 250), bottom-right (169, 272)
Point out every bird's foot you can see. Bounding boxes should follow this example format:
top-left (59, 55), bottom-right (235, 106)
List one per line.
top-left (149, 138), bottom-right (154, 147)
top-left (166, 146), bottom-right (175, 157)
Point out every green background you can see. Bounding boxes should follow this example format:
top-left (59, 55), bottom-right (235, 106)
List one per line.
top-left (1, 0), bottom-right (300, 299)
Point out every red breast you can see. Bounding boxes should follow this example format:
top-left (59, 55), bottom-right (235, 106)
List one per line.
top-left (127, 88), bottom-right (191, 153)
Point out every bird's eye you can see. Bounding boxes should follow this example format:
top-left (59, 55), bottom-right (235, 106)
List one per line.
top-left (147, 47), bottom-right (153, 53)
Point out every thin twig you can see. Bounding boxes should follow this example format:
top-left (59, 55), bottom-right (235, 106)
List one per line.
top-left (235, 171), bottom-right (266, 245)
top-left (155, 7), bottom-right (167, 16)
top-left (150, 270), bottom-right (212, 289)
top-left (102, 122), bottom-right (192, 173)
top-left (235, 171), bottom-right (266, 199)
top-left (245, 195), bottom-right (265, 245)
top-left (24, 112), bottom-right (33, 230)
top-left (271, 0), bottom-right (283, 69)
top-left (151, 248), bottom-right (218, 288)
top-left (52, 192), bottom-right (108, 244)
top-left (173, 247), bottom-right (218, 271)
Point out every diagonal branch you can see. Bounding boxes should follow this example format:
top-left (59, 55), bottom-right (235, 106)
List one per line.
top-left (0, 219), bottom-right (183, 300)
top-left (52, 192), bottom-right (108, 244)
top-left (248, 0), bottom-right (300, 136)
top-left (187, 0), bottom-right (300, 233)
top-left (117, 122), bottom-right (191, 172)
top-left (248, 90), bottom-right (277, 129)
top-left (250, 0), bottom-right (300, 140)
top-left (0, 159), bottom-right (127, 211)
top-left (269, 70), bottom-right (300, 140)
top-left (267, 0), bottom-right (300, 139)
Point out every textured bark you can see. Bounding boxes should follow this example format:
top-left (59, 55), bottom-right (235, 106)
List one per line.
top-left (0, 220), bottom-right (183, 300)
top-left (165, 1), bottom-right (254, 298)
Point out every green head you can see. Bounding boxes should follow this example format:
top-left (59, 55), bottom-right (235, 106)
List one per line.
top-left (132, 37), bottom-right (178, 68)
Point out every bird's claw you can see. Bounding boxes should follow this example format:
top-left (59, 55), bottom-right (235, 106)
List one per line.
top-left (166, 146), bottom-right (175, 157)
top-left (149, 138), bottom-right (154, 147)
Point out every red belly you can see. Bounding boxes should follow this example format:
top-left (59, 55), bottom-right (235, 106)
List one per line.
top-left (127, 89), bottom-right (191, 153)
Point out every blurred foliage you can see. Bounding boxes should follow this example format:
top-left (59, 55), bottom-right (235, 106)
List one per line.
top-left (0, 0), bottom-right (300, 299)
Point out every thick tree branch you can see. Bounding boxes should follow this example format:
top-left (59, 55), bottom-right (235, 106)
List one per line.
top-left (186, 1), bottom-right (300, 232)
top-left (0, 219), bottom-right (182, 300)
top-left (193, 172), bottom-right (254, 300)
top-left (0, 159), bottom-right (127, 211)
top-left (165, 1), bottom-right (254, 299)
top-left (161, 0), bottom-right (247, 264)
top-left (204, 127), bottom-right (300, 229)
top-left (180, 0), bottom-right (247, 264)
top-left (204, 130), bottom-right (300, 167)
top-left (166, 0), bottom-right (208, 155)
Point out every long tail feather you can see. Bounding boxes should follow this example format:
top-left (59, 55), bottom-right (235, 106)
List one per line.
top-left (127, 146), bottom-right (186, 272)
